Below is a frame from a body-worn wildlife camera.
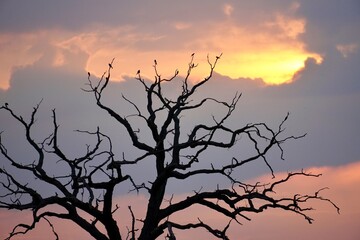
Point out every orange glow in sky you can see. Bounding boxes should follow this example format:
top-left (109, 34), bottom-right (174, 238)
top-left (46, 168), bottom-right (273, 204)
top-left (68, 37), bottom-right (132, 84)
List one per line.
top-left (0, 12), bottom-right (324, 89)
top-left (80, 14), bottom-right (324, 85)
top-left (1, 161), bottom-right (359, 239)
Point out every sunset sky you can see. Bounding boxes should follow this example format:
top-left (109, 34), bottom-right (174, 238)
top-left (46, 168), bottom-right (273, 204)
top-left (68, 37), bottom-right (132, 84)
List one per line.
top-left (0, 0), bottom-right (360, 239)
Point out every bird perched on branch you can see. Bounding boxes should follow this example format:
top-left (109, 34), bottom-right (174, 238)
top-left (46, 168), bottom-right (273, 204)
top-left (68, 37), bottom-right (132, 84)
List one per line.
top-left (137, 69), bottom-right (140, 75)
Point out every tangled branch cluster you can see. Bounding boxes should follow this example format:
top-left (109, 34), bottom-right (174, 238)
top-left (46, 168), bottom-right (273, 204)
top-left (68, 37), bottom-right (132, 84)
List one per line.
top-left (0, 54), bottom-right (338, 240)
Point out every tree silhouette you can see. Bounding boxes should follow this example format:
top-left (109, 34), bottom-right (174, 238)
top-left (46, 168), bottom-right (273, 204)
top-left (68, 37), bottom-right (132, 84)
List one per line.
top-left (0, 54), bottom-right (338, 240)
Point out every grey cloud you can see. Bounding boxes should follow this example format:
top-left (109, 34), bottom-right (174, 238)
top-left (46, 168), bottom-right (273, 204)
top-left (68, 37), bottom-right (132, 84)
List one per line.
top-left (0, 0), bottom-right (223, 32)
top-left (297, 0), bottom-right (360, 53)
top-left (0, 0), bottom-right (304, 34)
top-left (273, 49), bottom-right (360, 97)
top-left (0, 0), bottom-right (136, 32)
top-left (2, 53), bottom-right (359, 183)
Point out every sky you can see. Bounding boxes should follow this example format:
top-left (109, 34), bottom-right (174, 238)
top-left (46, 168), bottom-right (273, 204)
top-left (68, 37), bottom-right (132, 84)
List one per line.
top-left (0, 0), bottom-right (360, 239)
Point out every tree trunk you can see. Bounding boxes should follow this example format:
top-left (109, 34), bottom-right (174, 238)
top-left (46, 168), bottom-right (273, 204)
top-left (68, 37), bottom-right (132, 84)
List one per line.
top-left (104, 218), bottom-right (122, 240)
top-left (138, 179), bottom-right (167, 240)
top-left (139, 146), bottom-right (168, 239)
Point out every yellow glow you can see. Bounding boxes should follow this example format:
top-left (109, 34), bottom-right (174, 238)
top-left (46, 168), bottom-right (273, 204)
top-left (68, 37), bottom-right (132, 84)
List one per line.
top-left (182, 15), bottom-right (323, 85)
top-left (85, 38), bottom-right (323, 86)
top-left (217, 50), bottom-right (322, 85)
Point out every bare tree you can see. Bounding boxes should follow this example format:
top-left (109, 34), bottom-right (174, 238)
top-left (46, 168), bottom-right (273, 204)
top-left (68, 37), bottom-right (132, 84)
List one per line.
top-left (0, 54), bottom-right (339, 240)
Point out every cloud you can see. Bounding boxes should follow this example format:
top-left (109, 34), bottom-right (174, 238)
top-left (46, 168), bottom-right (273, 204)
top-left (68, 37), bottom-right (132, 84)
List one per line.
top-left (336, 43), bottom-right (359, 58)
top-left (1, 0), bottom-right (332, 89)
top-left (0, 33), bottom-right (43, 89)
top-left (173, 22), bottom-right (192, 30)
top-left (297, 0), bottom-right (360, 54)
top-left (223, 4), bottom-right (234, 16)
top-left (199, 18), bottom-right (322, 85)
top-left (1, 46), bottom-right (359, 176)
top-left (0, 16), bottom-right (322, 90)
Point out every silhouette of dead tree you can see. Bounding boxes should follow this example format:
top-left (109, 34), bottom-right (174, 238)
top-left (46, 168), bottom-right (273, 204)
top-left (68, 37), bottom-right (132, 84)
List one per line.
top-left (0, 54), bottom-right (339, 240)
